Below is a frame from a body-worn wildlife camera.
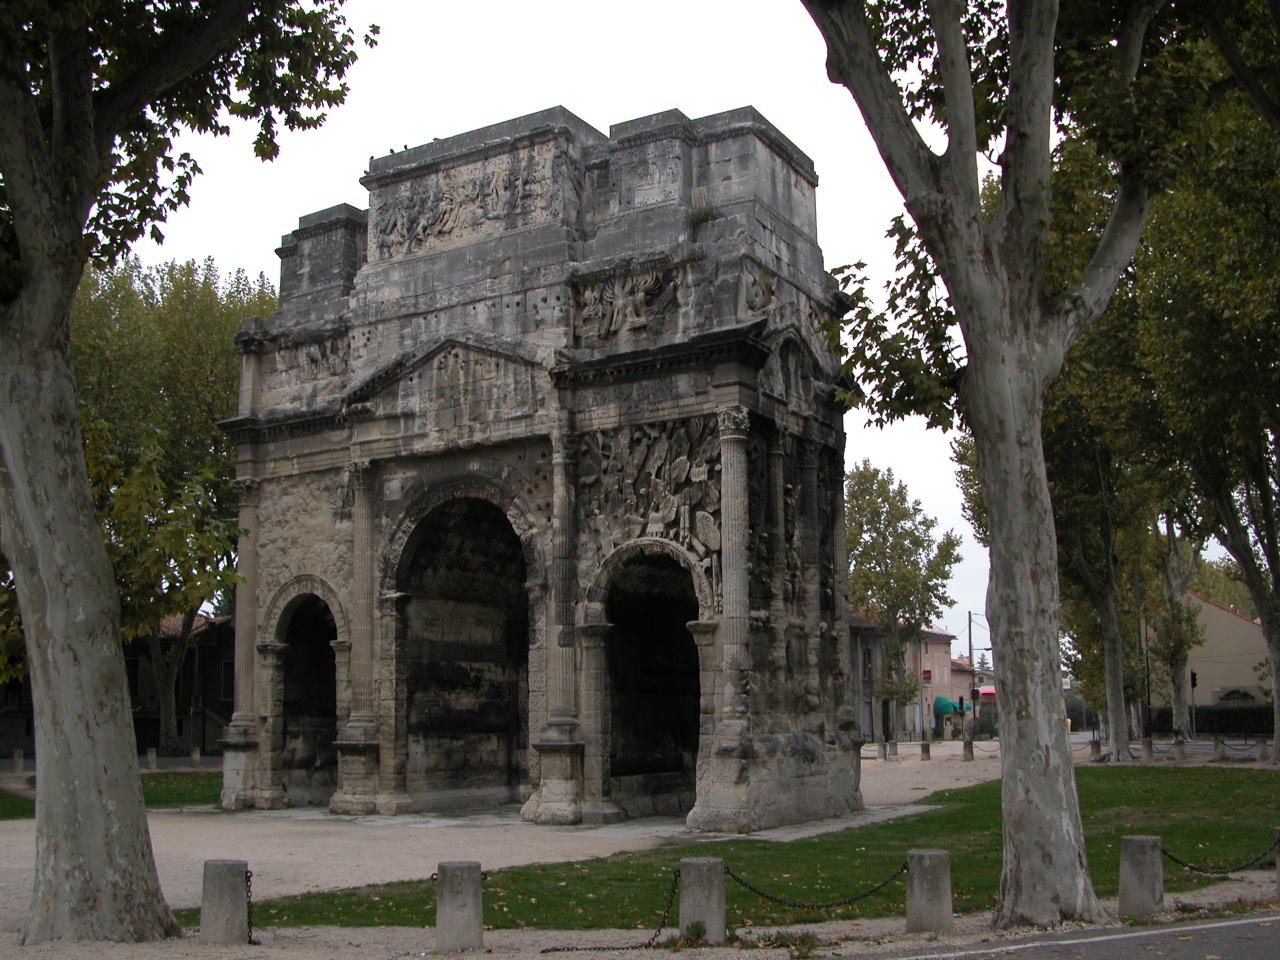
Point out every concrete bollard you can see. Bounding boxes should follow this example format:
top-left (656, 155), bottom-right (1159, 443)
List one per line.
top-left (679, 857), bottom-right (726, 944)
top-left (435, 861), bottom-right (483, 951)
top-left (888, 741), bottom-right (899, 758)
top-left (1090, 740), bottom-right (1101, 760)
top-left (920, 741), bottom-right (931, 761)
top-left (200, 859), bottom-right (249, 943)
top-left (1258, 739), bottom-right (1271, 762)
top-left (876, 742), bottom-right (888, 761)
top-left (1173, 740), bottom-right (1186, 762)
top-left (191, 746), bottom-right (202, 767)
top-left (1214, 737), bottom-right (1226, 761)
top-left (905, 849), bottom-right (953, 934)
top-left (1142, 738), bottom-right (1154, 761)
top-left (12, 749), bottom-right (22, 773)
top-left (1119, 836), bottom-right (1163, 918)
top-left (146, 747), bottom-right (158, 770)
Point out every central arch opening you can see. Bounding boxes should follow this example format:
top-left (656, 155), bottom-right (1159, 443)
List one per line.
top-left (280, 594), bottom-right (338, 805)
top-left (400, 496), bottom-right (529, 809)
top-left (605, 553), bottom-right (700, 817)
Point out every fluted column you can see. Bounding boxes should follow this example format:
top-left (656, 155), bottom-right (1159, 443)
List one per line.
top-left (521, 425), bottom-right (584, 824)
top-left (717, 405), bottom-right (751, 722)
top-left (219, 478), bottom-right (260, 810)
top-left (230, 478), bottom-right (260, 725)
top-left (547, 427), bottom-right (579, 728)
top-left (331, 461), bottom-right (380, 814)
top-left (348, 461), bottom-right (376, 720)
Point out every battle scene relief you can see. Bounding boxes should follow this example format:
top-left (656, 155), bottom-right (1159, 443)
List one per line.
top-left (575, 414), bottom-right (721, 606)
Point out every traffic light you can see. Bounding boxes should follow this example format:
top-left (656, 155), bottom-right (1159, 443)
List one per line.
top-left (1190, 671), bottom-right (1197, 689)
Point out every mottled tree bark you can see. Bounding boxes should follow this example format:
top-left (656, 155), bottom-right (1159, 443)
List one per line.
top-left (0, 274), bottom-right (179, 942)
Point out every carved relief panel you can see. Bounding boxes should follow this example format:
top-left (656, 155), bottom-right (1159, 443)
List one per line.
top-left (370, 140), bottom-right (577, 260)
top-left (575, 414), bottom-right (721, 604)
top-left (571, 264), bottom-right (679, 343)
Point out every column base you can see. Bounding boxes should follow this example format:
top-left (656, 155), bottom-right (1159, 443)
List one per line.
top-left (580, 799), bottom-right (626, 825)
top-left (375, 792), bottom-right (415, 814)
top-left (523, 733), bottom-right (584, 825)
top-left (331, 716), bottom-right (380, 813)
top-left (218, 717), bottom-right (258, 811)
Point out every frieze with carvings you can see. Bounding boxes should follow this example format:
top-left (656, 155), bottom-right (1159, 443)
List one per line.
top-left (575, 414), bottom-right (721, 604)
top-left (573, 266), bottom-right (678, 341)
top-left (371, 141), bottom-right (561, 260)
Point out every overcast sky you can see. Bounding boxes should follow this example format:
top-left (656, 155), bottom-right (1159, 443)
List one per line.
top-left (131, 0), bottom-right (993, 656)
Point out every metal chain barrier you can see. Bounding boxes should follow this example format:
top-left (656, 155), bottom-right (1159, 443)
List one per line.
top-left (1225, 741), bottom-right (1258, 753)
top-left (972, 742), bottom-right (1000, 753)
top-left (1162, 835), bottom-right (1280, 876)
top-left (245, 868), bottom-right (256, 945)
top-left (541, 867), bottom-right (680, 953)
top-left (724, 859), bottom-right (908, 911)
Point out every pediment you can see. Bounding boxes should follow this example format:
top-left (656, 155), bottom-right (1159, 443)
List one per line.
top-left (344, 337), bottom-right (546, 428)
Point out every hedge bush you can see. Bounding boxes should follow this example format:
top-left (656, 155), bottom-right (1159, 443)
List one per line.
top-left (1150, 703), bottom-right (1274, 736)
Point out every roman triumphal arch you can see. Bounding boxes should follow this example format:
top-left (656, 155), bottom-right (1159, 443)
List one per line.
top-left (220, 107), bottom-right (864, 830)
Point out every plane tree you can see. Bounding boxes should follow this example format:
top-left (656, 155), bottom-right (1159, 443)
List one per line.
top-left (845, 459), bottom-right (961, 741)
top-left (0, 1), bottom-right (371, 942)
top-left (799, 0), bottom-right (1200, 926)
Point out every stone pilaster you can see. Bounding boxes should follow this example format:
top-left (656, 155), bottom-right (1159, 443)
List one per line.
top-left (524, 427), bottom-right (585, 823)
top-left (220, 478), bottom-right (259, 810)
top-left (375, 590), bottom-right (413, 813)
top-left (686, 405), bottom-right (753, 831)
top-left (576, 621), bottom-right (623, 825)
top-left (253, 641), bottom-right (289, 808)
top-left (332, 461), bottom-right (379, 813)
top-left (716, 405), bottom-right (751, 722)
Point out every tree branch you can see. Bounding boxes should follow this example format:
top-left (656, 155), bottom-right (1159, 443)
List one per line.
top-left (996, 0), bottom-right (1058, 277)
top-left (95, 0), bottom-right (262, 148)
top-left (927, 0), bottom-right (979, 195)
top-left (800, 1), bottom-right (944, 220)
top-left (1205, 14), bottom-right (1280, 135)
top-left (1058, 171), bottom-right (1150, 343)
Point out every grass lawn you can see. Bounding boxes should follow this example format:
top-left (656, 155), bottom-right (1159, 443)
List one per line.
top-left (201, 766), bottom-right (1279, 932)
top-left (0, 789), bottom-right (34, 819)
top-left (0, 770), bottom-right (220, 820)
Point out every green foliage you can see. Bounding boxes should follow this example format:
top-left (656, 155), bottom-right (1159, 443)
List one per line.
top-left (194, 767), bottom-right (1280, 931)
top-left (83, 418), bottom-right (239, 643)
top-left (1150, 704), bottom-right (1274, 737)
top-left (845, 460), bottom-right (960, 709)
top-left (71, 257), bottom-right (274, 493)
top-left (1191, 557), bottom-right (1258, 619)
top-left (0, 2), bottom-right (377, 284)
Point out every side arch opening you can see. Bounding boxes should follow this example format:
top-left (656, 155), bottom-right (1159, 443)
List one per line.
top-left (604, 553), bottom-right (700, 817)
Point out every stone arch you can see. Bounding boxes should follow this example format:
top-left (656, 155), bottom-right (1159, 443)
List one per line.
top-left (581, 537), bottom-right (716, 624)
top-left (263, 574), bottom-right (350, 646)
top-left (383, 469), bottom-right (544, 596)
top-left (261, 575), bottom-right (346, 807)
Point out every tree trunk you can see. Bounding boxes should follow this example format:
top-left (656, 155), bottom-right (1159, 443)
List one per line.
top-left (149, 612), bottom-right (196, 755)
top-left (1098, 592), bottom-right (1133, 762)
top-left (0, 280), bottom-right (178, 942)
top-left (964, 341), bottom-right (1105, 928)
top-left (1168, 664), bottom-right (1190, 741)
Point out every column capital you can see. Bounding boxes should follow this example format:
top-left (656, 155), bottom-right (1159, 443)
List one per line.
top-left (232, 477), bottom-right (261, 503)
top-left (717, 404), bottom-right (750, 439)
top-left (350, 459), bottom-right (376, 490)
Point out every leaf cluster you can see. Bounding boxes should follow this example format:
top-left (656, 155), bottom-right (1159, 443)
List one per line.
top-left (0, 1), bottom-right (376, 292)
top-left (845, 458), bottom-right (962, 647)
